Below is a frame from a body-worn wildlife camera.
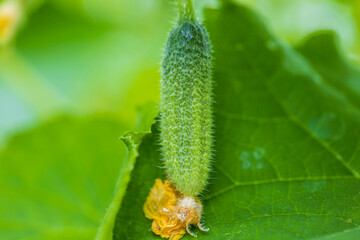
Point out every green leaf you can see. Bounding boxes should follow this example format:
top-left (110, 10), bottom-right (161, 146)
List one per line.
top-left (296, 31), bottom-right (360, 108)
top-left (96, 131), bottom-right (149, 240)
top-left (96, 103), bottom-right (158, 240)
top-left (314, 226), bottom-right (360, 240)
top-left (112, 3), bottom-right (360, 240)
top-left (0, 116), bottom-right (129, 240)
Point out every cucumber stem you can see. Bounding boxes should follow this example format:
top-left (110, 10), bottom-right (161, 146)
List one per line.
top-left (178, 0), bottom-right (195, 23)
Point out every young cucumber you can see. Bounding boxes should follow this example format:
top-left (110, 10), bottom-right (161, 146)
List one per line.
top-left (160, 0), bottom-right (213, 197)
top-left (143, 1), bottom-right (213, 239)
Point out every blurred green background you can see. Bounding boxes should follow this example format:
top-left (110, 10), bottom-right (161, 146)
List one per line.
top-left (1, 0), bottom-right (360, 239)
top-left (0, 0), bottom-right (359, 149)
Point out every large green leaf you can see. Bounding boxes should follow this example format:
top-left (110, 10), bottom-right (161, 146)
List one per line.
top-left (112, 3), bottom-right (360, 240)
top-left (0, 116), bottom-right (129, 240)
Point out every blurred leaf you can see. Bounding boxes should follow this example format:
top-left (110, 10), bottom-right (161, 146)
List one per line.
top-left (111, 3), bottom-right (360, 239)
top-left (247, 0), bottom-right (358, 60)
top-left (13, 3), bottom-right (130, 112)
top-left (0, 116), bottom-right (129, 239)
top-left (134, 102), bottom-right (159, 132)
top-left (296, 31), bottom-right (360, 107)
top-left (1, 1), bottom-right (171, 131)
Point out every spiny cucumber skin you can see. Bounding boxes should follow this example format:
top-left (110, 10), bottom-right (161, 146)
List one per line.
top-left (160, 20), bottom-right (213, 197)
